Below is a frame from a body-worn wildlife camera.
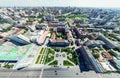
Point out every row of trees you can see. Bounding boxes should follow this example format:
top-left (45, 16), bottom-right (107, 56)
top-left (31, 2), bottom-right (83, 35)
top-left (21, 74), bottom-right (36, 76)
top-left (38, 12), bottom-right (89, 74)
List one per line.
top-left (2, 26), bottom-right (12, 32)
top-left (3, 64), bottom-right (14, 69)
top-left (108, 50), bottom-right (118, 57)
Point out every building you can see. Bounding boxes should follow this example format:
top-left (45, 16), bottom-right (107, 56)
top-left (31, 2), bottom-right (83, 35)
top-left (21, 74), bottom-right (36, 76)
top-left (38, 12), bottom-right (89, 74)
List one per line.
top-left (109, 59), bottom-right (120, 70)
top-left (79, 46), bottom-right (103, 73)
top-left (9, 34), bottom-right (30, 45)
top-left (0, 14), bottom-right (15, 24)
top-left (48, 21), bottom-right (66, 27)
top-left (50, 39), bottom-right (69, 46)
top-left (35, 23), bottom-right (48, 30)
top-left (103, 24), bottom-right (116, 29)
top-left (85, 40), bottom-right (105, 48)
top-left (45, 14), bottom-right (55, 21)
top-left (36, 31), bottom-right (48, 45)
top-left (71, 27), bottom-right (90, 39)
top-left (102, 52), bottom-right (113, 60)
top-left (0, 23), bottom-right (11, 31)
top-left (97, 33), bottom-right (116, 49)
top-left (49, 27), bottom-right (70, 46)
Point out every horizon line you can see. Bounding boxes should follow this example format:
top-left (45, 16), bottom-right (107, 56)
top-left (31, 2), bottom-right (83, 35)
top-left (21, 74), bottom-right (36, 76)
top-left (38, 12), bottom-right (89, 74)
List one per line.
top-left (0, 6), bottom-right (120, 9)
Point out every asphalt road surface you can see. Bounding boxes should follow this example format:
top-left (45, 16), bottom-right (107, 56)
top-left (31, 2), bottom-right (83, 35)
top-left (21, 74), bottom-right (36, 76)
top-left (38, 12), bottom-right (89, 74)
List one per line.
top-left (0, 67), bottom-right (120, 78)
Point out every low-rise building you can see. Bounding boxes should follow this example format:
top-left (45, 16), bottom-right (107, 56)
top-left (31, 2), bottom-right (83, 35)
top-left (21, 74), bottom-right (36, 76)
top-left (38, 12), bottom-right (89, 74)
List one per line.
top-left (102, 52), bottom-right (113, 60)
top-left (109, 59), bottom-right (120, 70)
top-left (35, 23), bottom-right (48, 30)
top-left (36, 31), bottom-right (48, 45)
top-left (49, 27), bottom-right (70, 46)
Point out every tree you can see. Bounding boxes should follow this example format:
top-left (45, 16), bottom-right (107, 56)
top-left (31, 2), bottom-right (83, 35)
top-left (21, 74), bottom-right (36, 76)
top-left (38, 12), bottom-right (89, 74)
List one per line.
top-left (108, 50), bottom-right (117, 57)
top-left (37, 13), bottom-right (44, 18)
top-left (38, 19), bottom-right (44, 23)
top-left (2, 26), bottom-right (12, 32)
top-left (76, 23), bottom-right (81, 27)
top-left (92, 53), bottom-right (100, 59)
top-left (0, 20), bottom-right (4, 24)
top-left (115, 47), bottom-right (120, 51)
top-left (71, 40), bottom-right (74, 45)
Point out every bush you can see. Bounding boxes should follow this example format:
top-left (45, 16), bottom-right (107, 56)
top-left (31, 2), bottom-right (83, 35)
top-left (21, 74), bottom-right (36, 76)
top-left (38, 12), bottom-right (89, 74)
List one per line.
top-left (3, 64), bottom-right (14, 69)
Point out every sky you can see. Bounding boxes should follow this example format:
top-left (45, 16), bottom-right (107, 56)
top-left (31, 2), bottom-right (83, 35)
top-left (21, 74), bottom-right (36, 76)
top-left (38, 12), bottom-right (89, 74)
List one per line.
top-left (0, 0), bottom-right (120, 8)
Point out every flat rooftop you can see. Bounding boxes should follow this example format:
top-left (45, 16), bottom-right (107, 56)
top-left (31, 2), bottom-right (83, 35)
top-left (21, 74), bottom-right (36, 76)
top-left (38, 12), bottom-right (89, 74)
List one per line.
top-left (0, 41), bottom-right (32, 61)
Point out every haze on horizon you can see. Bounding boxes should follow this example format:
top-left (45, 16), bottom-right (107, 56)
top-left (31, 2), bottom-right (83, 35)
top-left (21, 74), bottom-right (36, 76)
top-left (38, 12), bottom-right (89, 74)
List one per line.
top-left (0, 0), bottom-right (120, 8)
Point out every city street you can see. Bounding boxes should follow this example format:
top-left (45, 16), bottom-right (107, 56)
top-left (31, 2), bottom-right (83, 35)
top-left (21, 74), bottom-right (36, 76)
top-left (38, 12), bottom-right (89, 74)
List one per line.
top-left (0, 67), bottom-right (120, 78)
top-left (0, 3), bottom-right (120, 78)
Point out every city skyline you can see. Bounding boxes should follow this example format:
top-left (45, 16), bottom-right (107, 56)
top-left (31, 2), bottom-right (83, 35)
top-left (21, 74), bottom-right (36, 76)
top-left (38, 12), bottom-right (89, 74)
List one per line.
top-left (0, 0), bottom-right (120, 8)
top-left (0, 6), bottom-right (120, 78)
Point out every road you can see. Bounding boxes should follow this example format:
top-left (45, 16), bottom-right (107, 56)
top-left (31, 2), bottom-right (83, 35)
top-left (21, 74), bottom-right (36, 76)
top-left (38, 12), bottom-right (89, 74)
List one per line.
top-left (0, 66), bottom-right (120, 78)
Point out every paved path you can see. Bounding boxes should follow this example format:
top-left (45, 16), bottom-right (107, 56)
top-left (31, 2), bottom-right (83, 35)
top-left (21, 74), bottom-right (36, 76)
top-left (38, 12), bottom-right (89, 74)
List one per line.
top-left (67, 59), bottom-right (75, 66)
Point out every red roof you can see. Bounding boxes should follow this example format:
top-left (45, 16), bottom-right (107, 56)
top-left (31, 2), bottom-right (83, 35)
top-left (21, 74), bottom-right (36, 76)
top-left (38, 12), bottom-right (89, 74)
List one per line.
top-left (39, 31), bottom-right (48, 43)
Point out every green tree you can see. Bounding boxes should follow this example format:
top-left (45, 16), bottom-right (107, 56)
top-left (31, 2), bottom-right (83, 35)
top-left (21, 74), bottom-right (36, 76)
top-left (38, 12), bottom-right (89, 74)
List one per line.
top-left (108, 50), bottom-right (117, 57)
top-left (37, 13), bottom-right (44, 18)
top-left (92, 53), bottom-right (100, 59)
top-left (76, 23), bottom-right (81, 27)
top-left (0, 20), bottom-right (4, 24)
top-left (38, 19), bottom-right (44, 23)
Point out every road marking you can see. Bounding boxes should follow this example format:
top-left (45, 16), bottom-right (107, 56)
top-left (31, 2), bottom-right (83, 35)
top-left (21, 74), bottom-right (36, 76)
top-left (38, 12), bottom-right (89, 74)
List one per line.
top-left (7, 70), bottom-right (14, 78)
top-left (39, 66), bottom-right (44, 78)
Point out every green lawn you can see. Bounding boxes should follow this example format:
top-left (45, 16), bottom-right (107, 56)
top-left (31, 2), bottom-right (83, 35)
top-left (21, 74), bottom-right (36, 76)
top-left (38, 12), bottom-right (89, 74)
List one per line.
top-left (61, 47), bottom-right (79, 65)
top-left (49, 60), bottom-right (58, 65)
top-left (35, 48), bottom-right (44, 64)
top-left (67, 48), bottom-right (79, 65)
top-left (52, 47), bottom-right (60, 52)
top-left (44, 48), bottom-right (55, 64)
top-left (56, 14), bottom-right (88, 20)
top-left (56, 32), bottom-right (67, 39)
top-left (63, 60), bottom-right (74, 66)
top-left (67, 14), bottom-right (88, 20)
